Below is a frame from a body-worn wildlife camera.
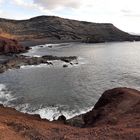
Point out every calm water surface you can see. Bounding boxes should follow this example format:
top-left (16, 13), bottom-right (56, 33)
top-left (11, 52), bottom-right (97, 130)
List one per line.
top-left (0, 42), bottom-right (140, 120)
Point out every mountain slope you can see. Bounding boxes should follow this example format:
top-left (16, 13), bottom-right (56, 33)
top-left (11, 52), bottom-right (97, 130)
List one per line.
top-left (0, 16), bottom-right (139, 43)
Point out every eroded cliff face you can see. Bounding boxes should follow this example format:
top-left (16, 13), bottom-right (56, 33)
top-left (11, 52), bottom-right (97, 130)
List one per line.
top-left (0, 16), bottom-right (139, 43)
top-left (83, 88), bottom-right (140, 127)
top-left (0, 87), bottom-right (139, 140)
top-left (0, 36), bottom-right (27, 54)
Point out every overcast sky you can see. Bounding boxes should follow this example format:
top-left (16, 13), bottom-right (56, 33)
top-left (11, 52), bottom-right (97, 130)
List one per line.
top-left (0, 0), bottom-right (140, 34)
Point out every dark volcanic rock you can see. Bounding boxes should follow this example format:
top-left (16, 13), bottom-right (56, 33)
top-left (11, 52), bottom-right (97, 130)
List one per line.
top-left (0, 36), bottom-right (27, 54)
top-left (57, 115), bottom-right (66, 124)
top-left (0, 55), bottom-right (77, 73)
top-left (48, 45), bottom-right (52, 48)
top-left (42, 55), bottom-right (77, 62)
top-left (63, 64), bottom-right (68, 68)
top-left (0, 16), bottom-right (140, 44)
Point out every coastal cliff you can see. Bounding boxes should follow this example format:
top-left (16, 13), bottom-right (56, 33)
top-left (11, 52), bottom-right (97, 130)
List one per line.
top-left (0, 87), bottom-right (139, 140)
top-left (0, 16), bottom-right (140, 45)
top-left (0, 36), bottom-right (27, 54)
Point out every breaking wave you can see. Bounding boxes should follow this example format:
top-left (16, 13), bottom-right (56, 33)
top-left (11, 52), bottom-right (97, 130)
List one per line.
top-left (20, 64), bottom-right (50, 69)
top-left (0, 84), bottom-right (16, 105)
top-left (14, 103), bottom-right (93, 121)
top-left (0, 84), bottom-right (92, 121)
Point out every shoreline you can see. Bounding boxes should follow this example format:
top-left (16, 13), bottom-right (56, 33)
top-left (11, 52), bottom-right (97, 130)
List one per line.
top-left (19, 39), bottom-right (140, 48)
top-left (19, 39), bottom-right (82, 47)
top-left (0, 54), bottom-right (78, 73)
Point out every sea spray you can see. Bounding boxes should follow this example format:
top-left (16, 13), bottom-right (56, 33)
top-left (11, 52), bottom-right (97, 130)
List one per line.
top-left (0, 84), bottom-right (16, 105)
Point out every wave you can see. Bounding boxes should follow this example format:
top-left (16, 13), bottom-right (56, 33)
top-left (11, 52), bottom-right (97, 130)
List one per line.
top-left (0, 84), bottom-right (92, 121)
top-left (13, 103), bottom-right (93, 121)
top-left (31, 105), bottom-right (93, 121)
top-left (20, 64), bottom-right (50, 69)
top-left (33, 55), bottom-right (41, 57)
top-left (0, 84), bottom-right (16, 105)
top-left (19, 63), bottom-right (81, 70)
top-left (77, 57), bottom-right (88, 65)
top-left (31, 43), bottom-right (70, 50)
top-left (23, 43), bottom-right (72, 57)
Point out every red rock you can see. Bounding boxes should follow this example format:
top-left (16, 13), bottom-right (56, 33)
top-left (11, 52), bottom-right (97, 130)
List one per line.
top-left (0, 36), bottom-right (26, 54)
top-left (83, 88), bottom-right (140, 127)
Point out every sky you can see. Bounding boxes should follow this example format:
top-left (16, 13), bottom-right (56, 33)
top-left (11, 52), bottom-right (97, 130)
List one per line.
top-left (0, 0), bottom-right (140, 34)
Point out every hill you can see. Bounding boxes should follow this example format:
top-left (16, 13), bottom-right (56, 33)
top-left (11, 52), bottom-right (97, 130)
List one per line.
top-left (0, 16), bottom-right (140, 44)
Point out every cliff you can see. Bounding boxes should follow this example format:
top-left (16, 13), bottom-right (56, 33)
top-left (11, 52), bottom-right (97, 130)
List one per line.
top-left (0, 87), bottom-right (139, 140)
top-left (0, 36), bottom-right (27, 54)
top-left (83, 88), bottom-right (140, 127)
top-left (0, 16), bottom-right (139, 44)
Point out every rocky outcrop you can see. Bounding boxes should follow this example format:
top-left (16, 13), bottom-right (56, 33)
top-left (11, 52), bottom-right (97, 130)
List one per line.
top-left (0, 36), bottom-right (27, 54)
top-left (0, 87), bottom-right (139, 140)
top-left (0, 55), bottom-right (77, 73)
top-left (0, 16), bottom-right (140, 44)
top-left (83, 88), bottom-right (140, 127)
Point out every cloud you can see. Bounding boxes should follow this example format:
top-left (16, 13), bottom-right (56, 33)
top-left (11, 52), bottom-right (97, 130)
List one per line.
top-left (121, 10), bottom-right (132, 14)
top-left (33, 0), bottom-right (83, 10)
top-left (124, 14), bottom-right (140, 18)
top-left (0, 0), bottom-right (3, 3)
top-left (12, 0), bottom-right (36, 8)
top-left (121, 9), bottom-right (140, 18)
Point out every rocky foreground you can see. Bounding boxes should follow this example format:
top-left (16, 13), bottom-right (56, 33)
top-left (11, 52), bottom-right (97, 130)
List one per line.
top-left (0, 87), bottom-right (139, 140)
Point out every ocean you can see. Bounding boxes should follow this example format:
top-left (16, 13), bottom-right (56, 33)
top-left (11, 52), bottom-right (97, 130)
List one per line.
top-left (0, 41), bottom-right (140, 120)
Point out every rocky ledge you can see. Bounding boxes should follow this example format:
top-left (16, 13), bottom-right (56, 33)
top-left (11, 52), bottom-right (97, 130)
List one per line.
top-left (0, 55), bottom-right (77, 73)
top-left (0, 87), bottom-right (139, 140)
top-left (0, 36), bottom-right (78, 73)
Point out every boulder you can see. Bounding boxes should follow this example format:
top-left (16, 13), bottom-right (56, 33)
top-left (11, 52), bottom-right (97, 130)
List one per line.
top-left (63, 64), bottom-right (68, 68)
top-left (57, 115), bottom-right (66, 124)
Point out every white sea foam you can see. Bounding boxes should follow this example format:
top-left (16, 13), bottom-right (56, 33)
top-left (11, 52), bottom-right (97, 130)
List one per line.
top-left (19, 58), bottom-right (85, 69)
top-left (26, 43), bottom-right (71, 56)
top-left (0, 84), bottom-right (6, 91)
top-left (0, 84), bottom-right (93, 121)
top-left (31, 105), bottom-right (93, 121)
top-left (14, 103), bottom-right (93, 121)
top-left (0, 84), bottom-right (15, 105)
top-left (33, 106), bottom-right (61, 121)
top-left (33, 55), bottom-right (41, 58)
top-left (77, 57), bottom-right (88, 65)
top-left (15, 103), bottom-right (30, 113)
top-left (20, 64), bottom-right (51, 69)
